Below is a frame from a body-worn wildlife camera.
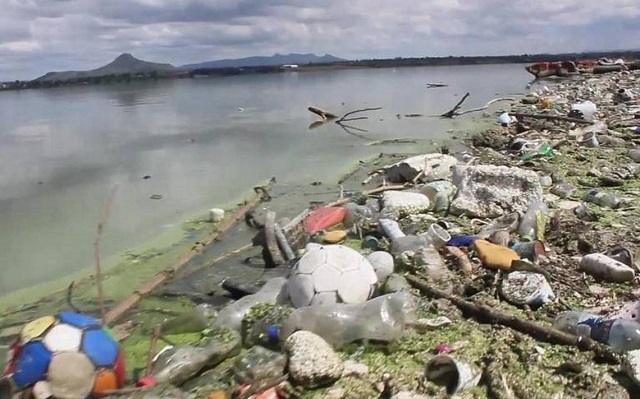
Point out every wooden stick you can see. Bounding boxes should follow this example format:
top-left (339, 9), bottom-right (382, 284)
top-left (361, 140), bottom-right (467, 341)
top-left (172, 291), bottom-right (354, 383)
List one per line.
top-left (405, 275), bottom-right (618, 362)
top-left (513, 113), bottom-right (593, 125)
top-left (337, 107), bottom-right (382, 123)
top-left (441, 92), bottom-right (470, 118)
top-left (103, 179), bottom-right (275, 325)
top-left (96, 185), bottom-right (118, 323)
top-left (274, 223), bottom-right (295, 261)
top-left (144, 325), bottom-right (161, 376)
top-left (264, 211), bottom-right (284, 266)
top-left (442, 246), bottom-right (473, 274)
top-left (456, 97), bottom-right (515, 116)
top-left (325, 184), bottom-right (407, 207)
top-left (308, 106), bottom-right (338, 120)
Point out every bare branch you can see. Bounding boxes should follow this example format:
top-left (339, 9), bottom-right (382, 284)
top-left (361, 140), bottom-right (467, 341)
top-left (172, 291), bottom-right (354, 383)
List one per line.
top-left (441, 92), bottom-right (470, 118)
top-left (308, 106), bottom-right (338, 120)
top-left (337, 107), bottom-right (382, 122)
top-left (456, 97), bottom-right (515, 116)
top-left (96, 185), bottom-right (118, 323)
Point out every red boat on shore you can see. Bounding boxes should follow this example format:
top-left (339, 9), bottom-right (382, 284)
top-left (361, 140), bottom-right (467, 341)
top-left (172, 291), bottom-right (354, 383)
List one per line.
top-left (525, 59), bottom-right (628, 78)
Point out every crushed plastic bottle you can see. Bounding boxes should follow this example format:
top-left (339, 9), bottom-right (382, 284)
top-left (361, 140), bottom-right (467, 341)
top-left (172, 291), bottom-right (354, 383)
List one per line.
top-left (161, 303), bottom-right (218, 335)
top-left (280, 291), bottom-right (418, 348)
top-left (518, 198), bottom-right (549, 241)
top-left (212, 277), bottom-right (287, 331)
top-left (553, 311), bottom-right (640, 352)
top-left (584, 189), bottom-right (621, 209)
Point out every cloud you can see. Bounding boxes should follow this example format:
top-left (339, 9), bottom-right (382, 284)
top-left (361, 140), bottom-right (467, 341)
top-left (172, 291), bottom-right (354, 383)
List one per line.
top-left (1, 0), bottom-right (639, 80)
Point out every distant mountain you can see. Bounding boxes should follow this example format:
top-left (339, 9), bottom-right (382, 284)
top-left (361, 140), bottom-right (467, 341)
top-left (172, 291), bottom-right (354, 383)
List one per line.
top-left (35, 53), bottom-right (177, 82)
top-left (180, 53), bottom-right (346, 70)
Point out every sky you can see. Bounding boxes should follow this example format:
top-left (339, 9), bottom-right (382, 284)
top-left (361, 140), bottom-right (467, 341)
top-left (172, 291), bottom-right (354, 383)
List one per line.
top-left (1, 0), bottom-right (640, 81)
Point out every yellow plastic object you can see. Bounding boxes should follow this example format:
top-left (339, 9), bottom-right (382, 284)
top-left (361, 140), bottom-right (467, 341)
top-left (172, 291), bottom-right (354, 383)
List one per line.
top-left (473, 239), bottom-right (520, 271)
top-left (541, 98), bottom-right (554, 109)
top-left (21, 316), bottom-right (56, 342)
top-left (322, 230), bottom-right (348, 244)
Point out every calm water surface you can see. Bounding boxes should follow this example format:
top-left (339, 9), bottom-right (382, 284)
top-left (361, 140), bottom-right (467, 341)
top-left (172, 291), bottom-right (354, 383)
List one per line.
top-left (0, 64), bottom-right (533, 295)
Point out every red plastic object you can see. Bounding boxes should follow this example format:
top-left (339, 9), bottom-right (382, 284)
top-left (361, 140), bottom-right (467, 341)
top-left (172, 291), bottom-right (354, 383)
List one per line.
top-left (136, 376), bottom-right (157, 387)
top-left (303, 207), bottom-right (346, 234)
top-left (113, 350), bottom-right (126, 387)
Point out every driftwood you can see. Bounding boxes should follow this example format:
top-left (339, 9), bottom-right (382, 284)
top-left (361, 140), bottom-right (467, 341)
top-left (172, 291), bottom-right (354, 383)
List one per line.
top-left (366, 138), bottom-right (418, 146)
top-left (264, 211), bottom-right (285, 266)
top-left (103, 179), bottom-right (275, 325)
top-left (406, 275), bottom-right (619, 362)
top-left (514, 113), bottom-right (593, 125)
top-left (442, 246), bottom-right (473, 274)
top-left (308, 106), bottom-right (338, 120)
top-left (325, 184), bottom-right (407, 207)
top-left (274, 223), bottom-right (295, 261)
top-left (456, 97), bottom-right (515, 116)
top-left (427, 83), bottom-right (448, 88)
top-left (441, 92), bottom-right (470, 118)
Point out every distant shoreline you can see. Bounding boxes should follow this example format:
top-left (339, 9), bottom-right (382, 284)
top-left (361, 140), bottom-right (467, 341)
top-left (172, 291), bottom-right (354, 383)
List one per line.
top-left (2, 50), bottom-right (640, 92)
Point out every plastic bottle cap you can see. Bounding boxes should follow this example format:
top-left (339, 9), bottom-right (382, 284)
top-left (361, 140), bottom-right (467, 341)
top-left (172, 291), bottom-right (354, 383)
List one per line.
top-left (267, 325), bottom-right (279, 343)
top-left (136, 376), bottom-right (157, 387)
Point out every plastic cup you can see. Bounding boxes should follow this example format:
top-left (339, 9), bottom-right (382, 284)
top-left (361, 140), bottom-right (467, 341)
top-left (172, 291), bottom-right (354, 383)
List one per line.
top-left (425, 355), bottom-right (481, 395)
top-left (425, 224), bottom-right (451, 249)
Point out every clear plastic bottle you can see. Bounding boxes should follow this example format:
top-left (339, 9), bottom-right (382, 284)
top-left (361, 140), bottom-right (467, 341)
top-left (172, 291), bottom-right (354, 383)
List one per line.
top-left (518, 199), bottom-right (549, 241)
top-left (280, 292), bottom-right (418, 348)
top-left (212, 277), bottom-right (287, 331)
top-left (584, 189), bottom-right (621, 209)
top-left (553, 311), bottom-right (640, 352)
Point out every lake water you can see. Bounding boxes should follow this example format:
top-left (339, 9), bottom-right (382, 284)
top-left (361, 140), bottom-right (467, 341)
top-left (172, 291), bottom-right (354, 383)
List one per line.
top-left (0, 63), bottom-right (533, 296)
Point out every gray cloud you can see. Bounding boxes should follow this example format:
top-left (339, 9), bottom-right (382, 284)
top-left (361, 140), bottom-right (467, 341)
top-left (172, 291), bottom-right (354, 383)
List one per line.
top-left (1, 0), bottom-right (639, 80)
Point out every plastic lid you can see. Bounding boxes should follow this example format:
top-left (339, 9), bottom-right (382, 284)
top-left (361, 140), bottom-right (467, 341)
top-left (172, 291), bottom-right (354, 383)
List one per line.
top-left (266, 325), bottom-right (279, 343)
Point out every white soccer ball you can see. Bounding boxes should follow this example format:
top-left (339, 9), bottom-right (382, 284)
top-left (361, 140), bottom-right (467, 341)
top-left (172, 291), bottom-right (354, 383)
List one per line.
top-left (287, 244), bottom-right (378, 308)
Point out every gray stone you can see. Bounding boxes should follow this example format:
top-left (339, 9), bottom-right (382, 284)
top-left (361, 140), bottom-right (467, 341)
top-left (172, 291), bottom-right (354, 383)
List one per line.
top-left (232, 346), bottom-right (287, 384)
top-left (286, 331), bottom-right (344, 388)
top-left (381, 191), bottom-right (430, 219)
top-left (383, 153), bottom-right (458, 183)
top-left (629, 149), bottom-right (640, 163)
top-left (449, 165), bottom-right (543, 218)
top-left (367, 251), bottom-right (395, 281)
top-left (623, 350), bottom-right (640, 389)
top-left (384, 273), bottom-right (412, 294)
top-left (322, 387), bottom-right (346, 399)
top-left (341, 360), bottom-right (369, 378)
top-left (391, 392), bottom-right (431, 399)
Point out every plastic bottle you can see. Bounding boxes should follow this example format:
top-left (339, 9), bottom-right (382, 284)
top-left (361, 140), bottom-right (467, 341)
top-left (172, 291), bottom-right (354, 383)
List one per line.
top-left (161, 303), bottom-right (218, 335)
top-left (518, 199), bottom-right (549, 241)
top-left (570, 101), bottom-right (597, 121)
top-left (553, 311), bottom-right (640, 352)
top-left (584, 189), bottom-right (621, 209)
top-left (212, 277), bottom-right (287, 331)
top-left (280, 292), bottom-right (418, 347)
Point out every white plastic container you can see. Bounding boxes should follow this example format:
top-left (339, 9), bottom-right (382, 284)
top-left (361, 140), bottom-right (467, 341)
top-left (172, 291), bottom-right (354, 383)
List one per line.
top-left (209, 208), bottom-right (225, 222)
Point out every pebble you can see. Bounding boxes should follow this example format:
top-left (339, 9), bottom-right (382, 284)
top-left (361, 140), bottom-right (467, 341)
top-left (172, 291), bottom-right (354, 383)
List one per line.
top-left (391, 391), bottom-right (431, 399)
top-left (285, 331), bottom-right (344, 388)
top-left (624, 350), bottom-right (640, 389)
top-left (629, 149), bottom-right (640, 163)
top-left (321, 387), bottom-right (346, 399)
top-left (367, 251), bottom-right (395, 280)
top-left (341, 361), bottom-right (369, 378)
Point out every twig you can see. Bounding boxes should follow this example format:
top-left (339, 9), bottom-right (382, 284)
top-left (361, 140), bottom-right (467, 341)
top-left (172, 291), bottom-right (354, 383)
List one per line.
top-left (337, 107), bottom-right (382, 123)
top-left (405, 274), bottom-right (619, 363)
top-left (441, 93), bottom-right (470, 118)
top-left (145, 325), bottom-right (161, 375)
top-left (365, 138), bottom-right (418, 146)
top-left (326, 184), bottom-right (407, 207)
top-left (456, 97), bottom-right (515, 116)
top-left (96, 185), bottom-right (118, 323)
top-left (66, 281), bottom-right (83, 313)
top-left (513, 113), bottom-right (593, 125)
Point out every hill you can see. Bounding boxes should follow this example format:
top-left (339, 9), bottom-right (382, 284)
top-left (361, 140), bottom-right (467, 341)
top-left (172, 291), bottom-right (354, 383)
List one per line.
top-left (180, 53), bottom-right (345, 70)
top-left (35, 53), bottom-right (177, 82)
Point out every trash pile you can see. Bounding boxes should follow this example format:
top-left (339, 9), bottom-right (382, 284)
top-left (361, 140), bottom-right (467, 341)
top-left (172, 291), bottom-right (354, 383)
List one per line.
top-left (3, 70), bottom-right (640, 399)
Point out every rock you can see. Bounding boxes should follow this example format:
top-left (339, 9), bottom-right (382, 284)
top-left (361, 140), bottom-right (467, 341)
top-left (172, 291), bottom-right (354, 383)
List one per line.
top-left (286, 331), bottom-right (344, 388)
top-left (579, 253), bottom-right (635, 283)
top-left (341, 361), bottom-right (369, 378)
top-left (500, 271), bottom-right (555, 307)
top-left (473, 239), bottom-right (520, 270)
top-left (629, 149), bottom-right (640, 163)
top-left (391, 391), bottom-right (431, 399)
top-left (383, 153), bottom-right (458, 183)
top-left (232, 346), bottom-right (287, 384)
top-left (367, 251), bottom-right (395, 280)
top-left (550, 182), bottom-right (576, 199)
top-left (384, 273), bottom-right (412, 293)
top-left (556, 200), bottom-right (581, 210)
top-left (539, 175), bottom-right (553, 187)
top-left (600, 175), bottom-right (625, 187)
top-left (321, 387), bottom-right (346, 399)
top-left (381, 191), bottom-right (430, 219)
top-left (449, 165), bottom-right (543, 218)
top-left (412, 316), bottom-right (453, 332)
top-left (598, 135), bottom-right (627, 147)
top-left (623, 350), bottom-right (640, 388)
